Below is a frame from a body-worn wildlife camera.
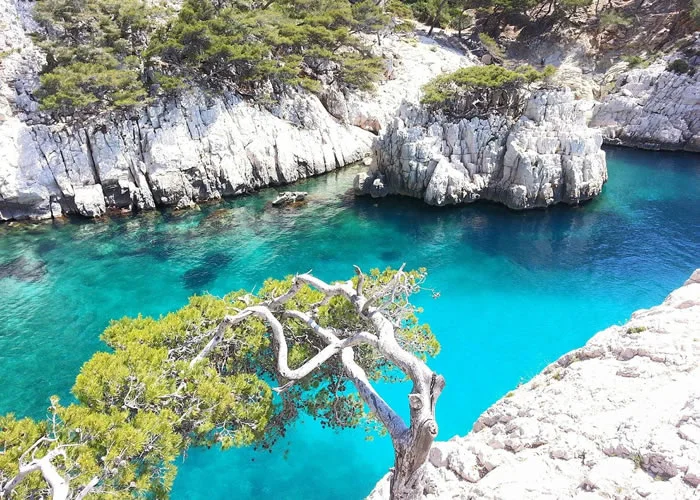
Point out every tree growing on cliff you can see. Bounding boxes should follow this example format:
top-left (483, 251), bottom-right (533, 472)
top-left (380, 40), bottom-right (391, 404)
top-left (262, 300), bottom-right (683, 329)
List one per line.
top-left (421, 64), bottom-right (556, 117)
top-left (32, 0), bottom-right (391, 116)
top-left (0, 266), bottom-right (442, 499)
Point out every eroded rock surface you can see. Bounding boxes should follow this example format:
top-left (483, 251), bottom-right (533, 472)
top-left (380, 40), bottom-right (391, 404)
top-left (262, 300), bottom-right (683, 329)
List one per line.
top-left (0, 0), bottom-right (473, 221)
top-left (592, 61), bottom-right (700, 152)
top-left (357, 89), bottom-right (607, 209)
top-left (370, 270), bottom-right (700, 499)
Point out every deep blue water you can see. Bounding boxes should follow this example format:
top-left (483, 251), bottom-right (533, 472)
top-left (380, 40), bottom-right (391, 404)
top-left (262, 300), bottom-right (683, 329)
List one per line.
top-left (0, 147), bottom-right (698, 498)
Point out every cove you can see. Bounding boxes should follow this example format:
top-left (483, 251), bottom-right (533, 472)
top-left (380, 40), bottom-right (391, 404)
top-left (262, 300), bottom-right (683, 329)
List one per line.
top-left (0, 147), bottom-right (698, 499)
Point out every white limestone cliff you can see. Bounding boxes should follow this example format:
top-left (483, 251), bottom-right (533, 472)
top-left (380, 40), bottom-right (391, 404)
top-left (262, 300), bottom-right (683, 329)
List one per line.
top-left (0, 0), bottom-right (474, 221)
top-left (357, 89), bottom-right (607, 209)
top-left (0, 89), bottom-right (373, 220)
top-left (369, 269), bottom-right (700, 499)
top-left (591, 60), bottom-right (700, 152)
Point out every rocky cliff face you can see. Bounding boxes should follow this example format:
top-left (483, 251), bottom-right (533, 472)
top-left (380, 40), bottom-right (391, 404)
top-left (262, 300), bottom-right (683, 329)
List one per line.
top-left (356, 89), bottom-right (607, 209)
top-left (591, 60), bottom-right (700, 152)
top-left (1, 0), bottom-right (696, 221)
top-left (0, 0), bottom-right (374, 221)
top-left (505, 1), bottom-right (700, 153)
top-left (0, 89), bottom-right (374, 220)
top-left (370, 270), bottom-right (700, 499)
top-left (0, 0), bottom-right (473, 221)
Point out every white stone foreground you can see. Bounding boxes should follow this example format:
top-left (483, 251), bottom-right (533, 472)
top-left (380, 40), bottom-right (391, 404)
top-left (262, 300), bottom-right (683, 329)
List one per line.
top-left (369, 270), bottom-right (700, 499)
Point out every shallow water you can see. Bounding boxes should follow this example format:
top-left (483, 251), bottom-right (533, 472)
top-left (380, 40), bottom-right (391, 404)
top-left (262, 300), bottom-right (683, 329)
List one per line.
top-left (0, 147), bottom-right (698, 499)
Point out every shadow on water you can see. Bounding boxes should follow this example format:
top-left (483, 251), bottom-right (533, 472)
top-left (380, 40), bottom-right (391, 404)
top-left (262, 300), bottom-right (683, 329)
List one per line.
top-left (347, 191), bottom-right (640, 272)
top-left (36, 239), bottom-right (59, 256)
top-left (0, 256), bottom-right (47, 282)
top-left (183, 252), bottom-right (234, 291)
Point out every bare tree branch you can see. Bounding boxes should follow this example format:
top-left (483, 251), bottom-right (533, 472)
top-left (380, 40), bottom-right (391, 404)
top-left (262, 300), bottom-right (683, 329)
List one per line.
top-left (193, 267), bottom-right (444, 498)
top-left (2, 445), bottom-right (70, 500)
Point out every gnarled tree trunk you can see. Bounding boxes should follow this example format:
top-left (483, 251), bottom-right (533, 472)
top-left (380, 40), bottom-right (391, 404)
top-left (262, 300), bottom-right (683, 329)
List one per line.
top-left (194, 265), bottom-right (445, 499)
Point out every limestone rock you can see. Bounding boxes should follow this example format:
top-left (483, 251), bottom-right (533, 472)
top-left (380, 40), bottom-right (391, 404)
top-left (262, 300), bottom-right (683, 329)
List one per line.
top-left (368, 269), bottom-right (700, 499)
top-left (0, 0), bottom-right (475, 222)
top-left (358, 89), bottom-right (607, 210)
top-left (591, 61), bottom-right (700, 152)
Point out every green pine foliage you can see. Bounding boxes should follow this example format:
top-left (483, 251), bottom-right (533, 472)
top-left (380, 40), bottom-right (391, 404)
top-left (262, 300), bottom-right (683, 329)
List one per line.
top-left (478, 33), bottom-right (505, 59)
top-left (33, 0), bottom-right (166, 115)
top-left (599, 10), bottom-right (632, 28)
top-left (146, 0), bottom-right (387, 93)
top-left (667, 58), bottom-right (690, 74)
top-left (421, 64), bottom-right (554, 107)
top-left (32, 0), bottom-right (389, 116)
top-left (0, 268), bottom-right (439, 497)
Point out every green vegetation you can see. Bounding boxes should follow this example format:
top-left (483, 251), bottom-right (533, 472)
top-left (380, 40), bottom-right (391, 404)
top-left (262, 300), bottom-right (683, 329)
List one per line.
top-left (0, 268), bottom-right (439, 497)
top-left (410, 0), bottom-right (594, 35)
top-left (421, 64), bottom-right (555, 108)
top-left (479, 33), bottom-right (505, 59)
top-left (0, 48), bottom-right (21, 60)
top-left (625, 325), bottom-right (648, 334)
top-left (692, 0), bottom-right (700, 27)
top-left (621, 55), bottom-right (648, 68)
top-left (33, 0), bottom-right (391, 116)
top-left (632, 451), bottom-right (644, 470)
top-left (599, 10), bottom-right (632, 29)
top-left (33, 0), bottom-right (166, 115)
top-left (667, 58), bottom-right (691, 74)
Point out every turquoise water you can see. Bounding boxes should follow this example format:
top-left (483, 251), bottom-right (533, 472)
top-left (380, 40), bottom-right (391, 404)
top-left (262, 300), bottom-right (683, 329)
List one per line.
top-left (0, 146), bottom-right (698, 498)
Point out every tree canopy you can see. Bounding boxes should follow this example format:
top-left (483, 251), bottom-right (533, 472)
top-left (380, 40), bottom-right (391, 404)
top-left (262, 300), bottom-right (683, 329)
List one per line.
top-left (420, 64), bottom-right (555, 117)
top-left (0, 267), bottom-right (441, 498)
top-left (33, 0), bottom-right (390, 116)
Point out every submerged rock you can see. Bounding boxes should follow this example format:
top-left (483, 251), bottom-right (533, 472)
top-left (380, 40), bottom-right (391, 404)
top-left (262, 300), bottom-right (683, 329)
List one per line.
top-left (182, 252), bottom-right (233, 291)
top-left (369, 269), bottom-right (700, 499)
top-left (357, 89), bottom-right (607, 209)
top-left (0, 256), bottom-right (47, 282)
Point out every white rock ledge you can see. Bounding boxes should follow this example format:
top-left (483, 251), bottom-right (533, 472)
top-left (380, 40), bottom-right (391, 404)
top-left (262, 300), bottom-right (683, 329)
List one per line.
top-left (369, 269), bottom-right (700, 500)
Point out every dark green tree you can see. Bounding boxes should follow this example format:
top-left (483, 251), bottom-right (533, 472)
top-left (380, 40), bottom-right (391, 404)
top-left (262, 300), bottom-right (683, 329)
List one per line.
top-left (1, 267), bottom-right (442, 499)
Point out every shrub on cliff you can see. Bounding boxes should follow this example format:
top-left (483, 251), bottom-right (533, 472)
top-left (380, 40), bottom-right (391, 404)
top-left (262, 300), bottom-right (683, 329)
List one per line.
top-left (32, 0), bottom-right (389, 116)
top-left (421, 64), bottom-right (555, 116)
top-left (667, 58), bottom-right (690, 74)
top-left (33, 0), bottom-right (165, 114)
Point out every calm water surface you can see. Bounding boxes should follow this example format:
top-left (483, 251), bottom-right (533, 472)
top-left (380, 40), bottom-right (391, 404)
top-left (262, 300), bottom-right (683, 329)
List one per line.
top-left (0, 147), bottom-right (698, 498)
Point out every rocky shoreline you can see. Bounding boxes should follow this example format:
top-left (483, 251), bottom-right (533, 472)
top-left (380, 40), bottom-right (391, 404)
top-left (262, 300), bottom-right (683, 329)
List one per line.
top-left (0, 0), bottom-right (475, 221)
top-left (1, 0), bottom-right (698, 221)
top-left (369, 269), bottom-right (700, 499)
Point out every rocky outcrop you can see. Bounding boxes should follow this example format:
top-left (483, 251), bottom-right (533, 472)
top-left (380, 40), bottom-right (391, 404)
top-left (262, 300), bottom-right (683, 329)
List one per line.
top-left (369, 269), bottom-right (700, 499)
top-left (502, 2), bottom-right (700, 153)
top-left (0, 90), bottom-right (373, 220)
top-left (0, 0), bottom-right (473, 221)
top-left (356, 89), bottom-right (607, 209)
top-left (591, 61), bottom-right (700, 152)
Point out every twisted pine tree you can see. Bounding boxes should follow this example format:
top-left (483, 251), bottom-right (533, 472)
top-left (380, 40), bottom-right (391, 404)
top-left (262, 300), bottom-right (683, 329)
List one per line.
top-left (0, 266), bottom-right (443, 499)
